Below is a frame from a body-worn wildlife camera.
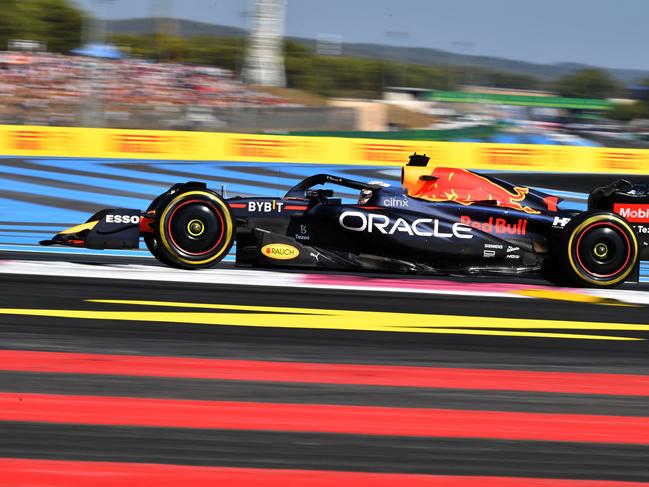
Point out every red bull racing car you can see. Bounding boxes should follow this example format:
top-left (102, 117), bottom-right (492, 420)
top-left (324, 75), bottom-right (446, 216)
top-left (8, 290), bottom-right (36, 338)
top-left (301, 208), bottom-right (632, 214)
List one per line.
top-left (41, 154), bottom-right (649, 288)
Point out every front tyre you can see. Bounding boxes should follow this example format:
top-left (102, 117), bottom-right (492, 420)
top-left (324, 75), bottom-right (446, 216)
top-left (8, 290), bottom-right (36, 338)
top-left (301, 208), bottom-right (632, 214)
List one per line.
top-left (148, 189), bottom-right (234, 269)
top-left (558, 212), bottom-right (637, 288)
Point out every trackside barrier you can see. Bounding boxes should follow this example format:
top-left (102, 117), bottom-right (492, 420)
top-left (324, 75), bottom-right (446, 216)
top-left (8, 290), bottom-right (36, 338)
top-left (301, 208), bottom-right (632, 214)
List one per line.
top-left (1, 124), bottom-right (649, 174)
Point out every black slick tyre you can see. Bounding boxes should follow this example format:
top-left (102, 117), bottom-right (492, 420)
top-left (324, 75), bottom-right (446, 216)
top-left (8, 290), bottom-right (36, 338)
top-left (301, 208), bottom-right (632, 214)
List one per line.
top-left (145, 188), bottom-right (234, 269)
top-left (557, 211), bottom-right (638, 288)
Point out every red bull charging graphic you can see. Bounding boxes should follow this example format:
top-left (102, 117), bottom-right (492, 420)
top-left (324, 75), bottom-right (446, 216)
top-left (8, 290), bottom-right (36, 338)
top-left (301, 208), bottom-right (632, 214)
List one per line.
top-left (402, 167), bottom-right (541, 215)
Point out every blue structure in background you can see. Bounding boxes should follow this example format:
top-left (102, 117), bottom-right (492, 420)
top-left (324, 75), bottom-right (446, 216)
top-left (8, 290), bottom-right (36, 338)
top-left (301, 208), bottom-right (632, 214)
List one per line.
top-left (70, 43), bottom-right (125, 59)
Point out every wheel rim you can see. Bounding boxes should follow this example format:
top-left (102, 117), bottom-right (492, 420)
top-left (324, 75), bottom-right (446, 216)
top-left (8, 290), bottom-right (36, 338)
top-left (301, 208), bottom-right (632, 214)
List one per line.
top-left (186, 219), bottom-right (205, 237)
top-left (593, 242), bottom-right (608, 259)
top-left (166, 199), bottom-right (224, 257)
top-left (574, 222), bottom-right (631, 279)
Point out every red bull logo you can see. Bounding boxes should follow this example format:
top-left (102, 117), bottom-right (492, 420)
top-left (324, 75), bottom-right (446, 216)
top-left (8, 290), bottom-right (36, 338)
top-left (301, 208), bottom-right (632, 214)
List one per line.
top-left (460, 216), bottom-right (528, 236)
top-left (403, 167), bottom-right (540, 214)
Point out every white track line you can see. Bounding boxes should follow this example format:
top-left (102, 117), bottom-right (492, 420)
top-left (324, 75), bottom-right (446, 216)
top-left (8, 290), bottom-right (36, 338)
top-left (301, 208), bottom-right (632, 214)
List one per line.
top-left (2, 259), bottom-right (648, 304)
top-left (0, 245), bottom-right (235, 262)
top-left (0, 260), bottom-right (522, 299)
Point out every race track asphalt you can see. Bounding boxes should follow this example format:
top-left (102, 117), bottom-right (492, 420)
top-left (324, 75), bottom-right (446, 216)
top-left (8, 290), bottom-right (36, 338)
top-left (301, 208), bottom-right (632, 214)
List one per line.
top-left (1, 250), bottom-right (649, 484)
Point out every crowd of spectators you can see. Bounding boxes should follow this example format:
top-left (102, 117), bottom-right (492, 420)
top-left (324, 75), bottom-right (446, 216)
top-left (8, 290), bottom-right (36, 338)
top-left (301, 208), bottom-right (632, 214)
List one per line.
top-left (0, 51), bottom-right (299, 128)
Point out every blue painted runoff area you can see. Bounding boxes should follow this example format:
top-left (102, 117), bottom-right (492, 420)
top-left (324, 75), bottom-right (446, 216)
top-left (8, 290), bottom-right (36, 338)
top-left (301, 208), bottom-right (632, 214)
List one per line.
top-left (0, 156), bottom-right (645, 280)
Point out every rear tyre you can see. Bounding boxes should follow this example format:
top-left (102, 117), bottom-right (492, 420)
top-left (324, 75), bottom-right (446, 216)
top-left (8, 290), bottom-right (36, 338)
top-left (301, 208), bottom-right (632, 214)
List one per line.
top-left (145, 188), bottom-right (234, 269)
top-left (557, 212), bottom-right (637, 288)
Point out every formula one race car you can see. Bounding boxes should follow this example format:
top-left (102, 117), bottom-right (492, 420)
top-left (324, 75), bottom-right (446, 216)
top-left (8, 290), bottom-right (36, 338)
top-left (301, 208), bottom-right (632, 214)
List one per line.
top-left (41, 154), bottom-right (649, 287)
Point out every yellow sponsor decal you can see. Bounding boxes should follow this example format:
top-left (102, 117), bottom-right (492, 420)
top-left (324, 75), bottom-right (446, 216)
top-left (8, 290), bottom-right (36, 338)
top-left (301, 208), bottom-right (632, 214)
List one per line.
top-left (599, 149), bottom-right (649, 172)
top-left (261, 243), bottom-right (300, 260)
top-left (2, 123), bottom-right (649, 174)
top-left (107, 133), bottom-right (188, 155)
top-left (6, 127), bottom-right (77, 154)
top-left (479, 145), bottom-right (541, 169)
top-left (58, 220), bottom-right (98, 235)
top-left (0, 299), bottom-right (644, 341)
top-left (229, 137), bottom-right (295, 159)
top-left (353, 142), bottom-right (415, 164)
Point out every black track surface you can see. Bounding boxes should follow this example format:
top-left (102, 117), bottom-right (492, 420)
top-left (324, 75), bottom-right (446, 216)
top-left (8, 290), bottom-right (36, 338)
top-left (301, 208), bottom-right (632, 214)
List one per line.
top-left (1, 251), bottom-right (649, 481)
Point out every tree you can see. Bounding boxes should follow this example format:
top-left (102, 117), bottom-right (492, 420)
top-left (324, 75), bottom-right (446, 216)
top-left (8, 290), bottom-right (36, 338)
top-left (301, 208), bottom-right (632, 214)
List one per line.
top-left (485, 71), bottom-right (539, 90)
top-left (0, 1), bottom-right (22, 48)
top-left (0, 0), bottom-right (85, 53)
top-left (608, 103), bottom-right (640, 121)
top-left (609, 78), bottom-right (649, 121)
top-left (284, 39), bottom-right (313, 58)
top-left (185, 36), bottom-right (242, 70)
top-left (555, 68), bottom-right (619, 99)
top-left (38, 0), bottom-right (85, 52)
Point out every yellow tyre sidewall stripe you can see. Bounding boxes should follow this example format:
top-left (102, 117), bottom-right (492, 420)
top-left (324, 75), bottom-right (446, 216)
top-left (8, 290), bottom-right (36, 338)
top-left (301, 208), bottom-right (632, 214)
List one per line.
top-left (567, 214), bottom-right (638, 286)
top-left (158, 190), bottom-right (234, 266)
